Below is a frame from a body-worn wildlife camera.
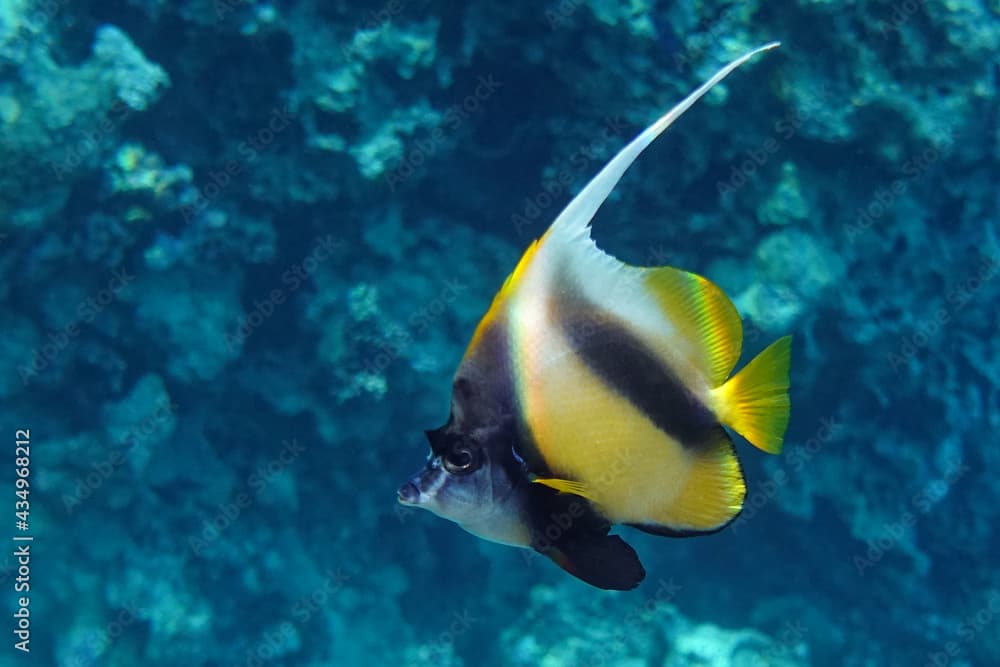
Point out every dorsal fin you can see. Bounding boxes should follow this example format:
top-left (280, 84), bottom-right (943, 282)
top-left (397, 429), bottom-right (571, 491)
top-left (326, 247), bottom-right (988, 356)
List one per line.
top-left (463, 43), bottom-right (779, 371)
top-left (544, 42), bottom-right (780, 246)
top-left (642, 266), bottom-right (743, 387)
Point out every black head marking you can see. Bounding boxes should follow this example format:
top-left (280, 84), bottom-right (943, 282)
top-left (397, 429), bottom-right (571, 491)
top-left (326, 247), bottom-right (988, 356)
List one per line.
top-left (425, 426), bottom-right (484, 475)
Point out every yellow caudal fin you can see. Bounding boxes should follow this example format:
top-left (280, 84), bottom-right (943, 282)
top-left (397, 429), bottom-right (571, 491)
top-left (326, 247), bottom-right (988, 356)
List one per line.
top-left (712, 336), bottom-right (792, 454)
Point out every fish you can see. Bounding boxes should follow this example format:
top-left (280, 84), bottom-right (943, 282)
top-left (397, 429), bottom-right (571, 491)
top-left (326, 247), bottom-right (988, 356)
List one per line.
top-left (398, 42), bottom-right (791, 591)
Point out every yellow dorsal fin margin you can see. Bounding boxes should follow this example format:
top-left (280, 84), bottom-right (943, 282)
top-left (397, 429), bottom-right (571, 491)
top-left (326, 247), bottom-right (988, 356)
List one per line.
top-left (712, 335), bottom-right (793, 454)
top-left (462, 240), bottom-right (541, 359)
top-left (643, 267), bottom-right (743, 386)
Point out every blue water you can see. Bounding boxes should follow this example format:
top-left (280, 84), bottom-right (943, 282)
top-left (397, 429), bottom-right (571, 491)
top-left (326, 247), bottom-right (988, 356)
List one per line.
top-left (2, 1), bottom-right (998, 665)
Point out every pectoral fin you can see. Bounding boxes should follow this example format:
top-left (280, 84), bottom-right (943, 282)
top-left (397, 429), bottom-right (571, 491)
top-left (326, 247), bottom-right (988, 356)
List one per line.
top-left (532, 476), bottom-right (593, 499)
top-left (711, 335), bottom-right (793, 454)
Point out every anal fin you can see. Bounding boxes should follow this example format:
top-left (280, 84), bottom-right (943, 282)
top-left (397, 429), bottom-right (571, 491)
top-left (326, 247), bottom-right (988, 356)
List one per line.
top-left (641, 426), bottom-right (746, 534)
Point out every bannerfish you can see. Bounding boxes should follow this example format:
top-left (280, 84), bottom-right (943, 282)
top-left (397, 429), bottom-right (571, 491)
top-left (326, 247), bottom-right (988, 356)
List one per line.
top-left (398, 43), bottom-right (791, 590)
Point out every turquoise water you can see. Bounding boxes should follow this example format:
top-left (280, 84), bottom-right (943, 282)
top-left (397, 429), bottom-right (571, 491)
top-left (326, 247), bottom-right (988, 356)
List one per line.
top-left (2, 1), bottom-right (998, 665)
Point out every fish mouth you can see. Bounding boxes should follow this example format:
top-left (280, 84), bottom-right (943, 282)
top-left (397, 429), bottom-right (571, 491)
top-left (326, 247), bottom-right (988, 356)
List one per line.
top-left (397, 481), bottom-right (420, 505)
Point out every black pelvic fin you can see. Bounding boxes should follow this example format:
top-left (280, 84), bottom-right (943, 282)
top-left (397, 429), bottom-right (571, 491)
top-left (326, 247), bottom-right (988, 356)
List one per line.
top-left (526, 485), bottom-right (646, 590)
top-left (536, 533), bottom-right (645, 591)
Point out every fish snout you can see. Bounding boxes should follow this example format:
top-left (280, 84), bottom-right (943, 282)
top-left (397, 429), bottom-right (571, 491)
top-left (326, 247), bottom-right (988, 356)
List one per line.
top-left (397, 480), bottom-right (421, 505)
top-left (398, 463), bottom-right (448, 506)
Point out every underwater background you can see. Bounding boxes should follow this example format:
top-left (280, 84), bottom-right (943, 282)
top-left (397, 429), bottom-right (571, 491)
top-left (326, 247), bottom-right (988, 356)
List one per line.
top-left (1, 0), bottom-right (999, 665)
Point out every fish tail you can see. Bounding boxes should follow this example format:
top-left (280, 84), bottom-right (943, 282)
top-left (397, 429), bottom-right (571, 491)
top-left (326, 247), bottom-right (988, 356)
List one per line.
top-left (711, 336), bottom-right (792, 454)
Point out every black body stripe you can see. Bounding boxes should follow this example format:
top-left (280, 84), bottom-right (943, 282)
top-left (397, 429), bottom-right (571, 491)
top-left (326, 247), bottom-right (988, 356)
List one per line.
top-left (559, 309), bottom-right (718, 447)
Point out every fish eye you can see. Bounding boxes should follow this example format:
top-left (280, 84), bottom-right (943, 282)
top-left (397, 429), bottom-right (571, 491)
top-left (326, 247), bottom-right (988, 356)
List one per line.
top-left (443, 445), bottom-right (479, 475)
